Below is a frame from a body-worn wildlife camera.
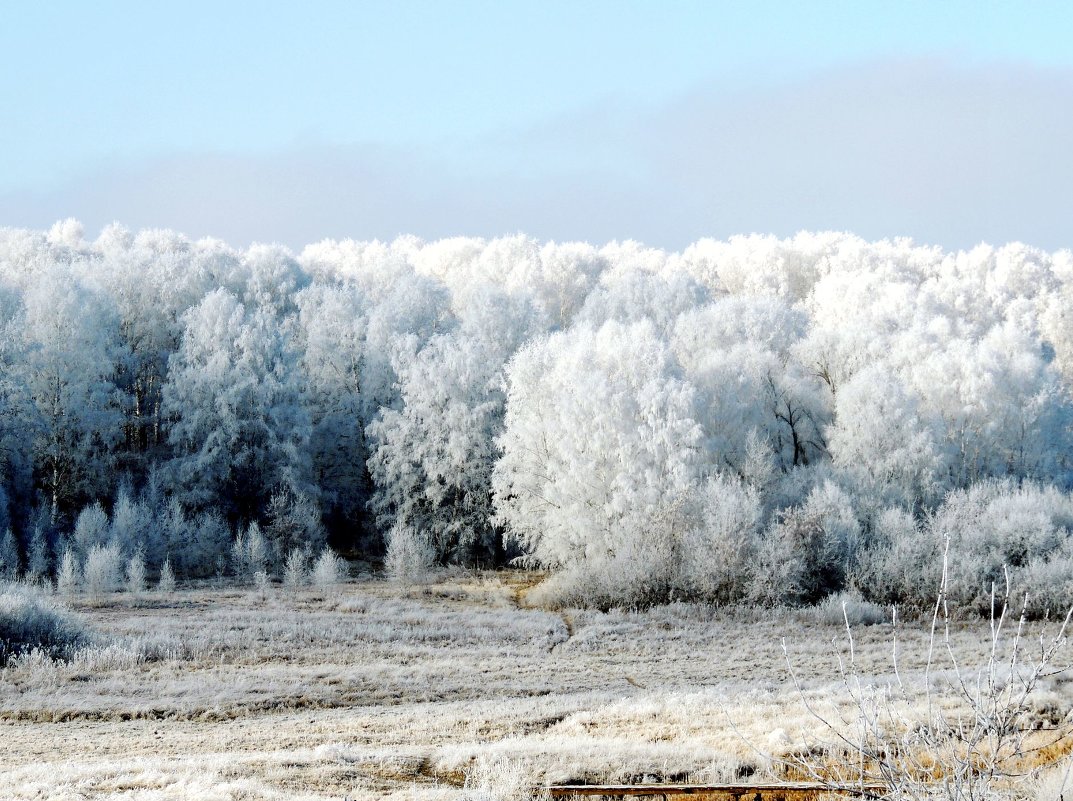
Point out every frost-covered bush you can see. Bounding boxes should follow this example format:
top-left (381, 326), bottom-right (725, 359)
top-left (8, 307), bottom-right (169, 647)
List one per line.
top-left (814, 591), bottom-right (889, 626)
top-left (460, 757), bottom-right (540, 801)
top-left (926, 480), bottom-right (1073, 616)
top-left (232, 521), bottom-right (268, 582)
top-left (311, 547), bottom-right (346, 592)
top-left (852, 507), bottom-right (939, 609)
top-left (253, 569), bottom-right (271, 601)
top-left (83, 543), bottom-right (123, 599)
top-left (56, 548), bottom-right (79, 597)
top-left (0, 582), bottom-right (90, 664)
top-left (529, 474), bottom-right (763, 610)
top-left (157, 558), bottom-right (176, 593)
top-left (851, 482), bottom-right (1073, 616)
top-left (676, 475), bottom-right (763, 604)
top-left (125, 553), bottom-right (146, 596)
top-left (751, 481), bottom-right (861, 606)
top-left (384, 524), bottom-right (436, 581)
top-left (265, 489), bottom-right (326, 569)
top-left (0, 528), bottom-right (20, 580)
top-left (282, 547), bottom-right (308, 593)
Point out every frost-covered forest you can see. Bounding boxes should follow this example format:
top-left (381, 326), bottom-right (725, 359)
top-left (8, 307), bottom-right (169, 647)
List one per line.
top-left (1, 220), bottom-right (1072, 613)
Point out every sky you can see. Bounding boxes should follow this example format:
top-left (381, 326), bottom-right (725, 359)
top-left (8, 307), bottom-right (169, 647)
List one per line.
top-left (1, 1), bottom-right (1072, 251)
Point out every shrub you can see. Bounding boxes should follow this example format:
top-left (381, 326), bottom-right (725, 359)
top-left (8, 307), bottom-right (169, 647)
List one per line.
top-left (157, 558), bottom-right (176, 593)
top-left (384, 524), bottom-right (436, 581)
top-left (253, 569), bottom-right (271, 601)
top-left (0, 582), bottom-right (91, 664)
top-left (675, 475), bottom-right (763, 604)
top-left (786, 562), bottom-right (1073, 801)
top-left (282, 547), bottom-right (308, 594)
top-left (231, 521), bottom-right (269, 583)
top-left (265, 488), bottom-right (326, 568)
top-left (72, 502), bottom-right (109, 557)
top-left (125, 553), bottom-right (146, 596)
top-left (83, 543), bottom-right (123, 599)
top-left (311, 547), bottom-right (347, 593)
top-left (56, 548), bottom-right (79, 597)
top-left (750, 481), bottom-right (860, 606)
top-left (524, 474), bottom-right (764, 610)
top-left (859, 480), bottom-right (1073, 616)
top-left (851, 506), bottom-right (938, 609)
top-left (0, 528), bottom-right (20, 580)
top-left (814, 591), bottom-right (888, 626)
top-left (460, 758), bottom-right (543, 801)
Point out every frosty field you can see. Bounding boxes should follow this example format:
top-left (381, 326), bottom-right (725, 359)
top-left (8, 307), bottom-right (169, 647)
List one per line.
top-left (3, 573), bottom-right (1069, 801)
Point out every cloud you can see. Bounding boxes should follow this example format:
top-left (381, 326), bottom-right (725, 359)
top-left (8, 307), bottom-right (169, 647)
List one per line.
top-left (2, 58), bottom-right (1071, 251)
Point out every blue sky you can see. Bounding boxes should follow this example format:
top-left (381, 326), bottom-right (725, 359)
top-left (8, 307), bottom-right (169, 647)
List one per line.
top-left (2, 1), bottom-right (1072, 249)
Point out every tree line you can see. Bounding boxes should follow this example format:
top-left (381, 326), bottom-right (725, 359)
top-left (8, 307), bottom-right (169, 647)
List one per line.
top-left (1, 220), bottom-right (1071, 611)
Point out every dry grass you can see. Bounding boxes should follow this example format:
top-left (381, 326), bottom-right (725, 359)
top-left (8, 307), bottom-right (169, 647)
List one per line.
top-left (0, 572), bottom-right (1069, 800)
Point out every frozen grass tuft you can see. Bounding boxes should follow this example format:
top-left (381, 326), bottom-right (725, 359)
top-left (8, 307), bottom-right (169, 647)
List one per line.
top-left (813, 591), bottom-right (890, 626)
top-left (0, 581), bottom-right (92, 664)
top-left (460, 757), bottom-right (545, 801)
top-left (1034, 758), bottom-right (1073, 801)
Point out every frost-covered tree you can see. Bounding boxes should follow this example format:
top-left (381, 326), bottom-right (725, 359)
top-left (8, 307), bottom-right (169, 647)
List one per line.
top-left (672, 297), bottom-right (829, 477)
top-left (263, 487), bottom-right (325, 567)
top-left (125, 552), bottom-right (146, 596)
top-left (83, 543), bottom-right (122, 599)
top-left (0, 528), bottom-right (20, 580)
top-left (157, 558), bottom-right (176, 593)
top-left (576, 267), bottom-right (709, 336)
top-left (163, 289), bottom-right (313, 522)
top-left (232, 521), bottom-right (268, 581)
top-left (905, 323), bottom-right (1072, 486)
top-left (827, 366), bottom-right (943, 512)
top-left (72, 502), bottom-right (110, 560)
top-left (109, 485), bottom-right (155, 562)
top-left (282, 547), bottom-right (308, 594)
top-left (17, 271), bottom-right (122, 521)
top-left (56, 548), bottom-right (78, 596)
top-left (311, 547), bottom-right (346, 592)
top-left (0, 296), bottom-right (34, 533)
top-left (368, 287), bottom-right (547, 565)
top-left (494, 320), bottom-right (703, 571)
top-left (26, 522), bottom-right (49, 583)
top-left (294, 284), bottom-right (370, 534)
top-left (361, 270), bottom-right (453, 421)
top-left (94, 226), bottom-right (226, 479)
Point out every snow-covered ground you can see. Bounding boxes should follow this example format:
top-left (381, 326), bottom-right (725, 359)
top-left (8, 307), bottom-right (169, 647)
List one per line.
top-left (1, 573), bottom-right (1068, 800)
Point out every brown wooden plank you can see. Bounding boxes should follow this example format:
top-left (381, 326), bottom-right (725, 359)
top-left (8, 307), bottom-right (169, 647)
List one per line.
top-left (546, 783), bottom-right (886, 798)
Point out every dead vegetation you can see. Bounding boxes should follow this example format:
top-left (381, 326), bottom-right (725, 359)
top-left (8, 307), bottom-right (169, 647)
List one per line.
top-left (0, 571), bottom-right (1069, 800)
